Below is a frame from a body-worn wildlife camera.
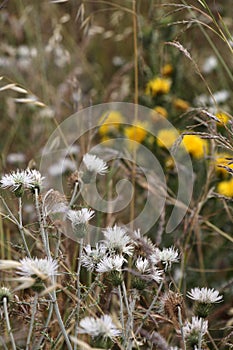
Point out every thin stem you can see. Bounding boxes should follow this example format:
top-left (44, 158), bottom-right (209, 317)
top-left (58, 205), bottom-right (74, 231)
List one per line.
top-left (53, 296), bottom-right (73, 350)
top-left (129, 0), bottom-right (139, 232)
top-left (34, 302), bottom-right (54, 350)
top-left (53, 273), bottom-right (100, 349)
top-left (135, 280), bottom-right (164, 336)
top-left (34, 188), bottom-right (51, 258)
top-left (18, 197), bottom-right (31, 258)
top-left (178, 306), bottom-right (186, 350)
top-left (126, 291), bottom-right (137, 350)
top-left (26, 293), bottom-right (38, 350)
top-left (48, 268), bottom-right (73, 350)
top-left (69, 181), bottom-right (79, 208)
top-left (73, 238), bottom-right (83, 350)
top-left (198, 317), bottom-right (204, 350)
top-left (54, 230), bottom-right (62, 259)
top-left (207, 330), bottom-right (219, 350)
top-left (3, 297), bottom-right (17, 350)
top-left (118, 285), bottom-right (125, 341)
top-left (121, 280), bottom-right (130, 314)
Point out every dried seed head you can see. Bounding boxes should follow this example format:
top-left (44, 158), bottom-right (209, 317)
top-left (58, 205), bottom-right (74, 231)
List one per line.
top-left (160, 291), bottom-right (186, 329)
top-left (68, 170), bottom-right (80, 187)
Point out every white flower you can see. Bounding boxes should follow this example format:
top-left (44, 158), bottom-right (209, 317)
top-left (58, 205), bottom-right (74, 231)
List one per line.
top-left (149, 247), bottom-right (163, 265)
top-left (96, 255), bottom-right (125, 273)
top-left (1, 169), bottom-right (32, 193)
top-left (67, 208), bottom-right (95, 225)
top-left (48, 158), bottom-right (76, 176)
top-left (103, 225), bottom-right (134, 256)
top-left (67, 208), bottom-right (95, 238)
top-left (135, 257), bottom-right (150, 273)
top-left (183, 316), bottom-right (208, 339)
top-left (7, 153), bottom-right (26, 164)
top-left (26, 169), bottom-right (45, 190)
top-left (134, 256), bottom-right (163, 284)
top-left (212, 90), bottom-right (230, 104)
top-left (187, 287), bottom-right (223, 304)
top-left (83, 153), bottom-right (108, 175)
top-left (17, 257), bottom-right (58, 279)
top-left (157, 247), bottom-right (179, 270)
top-left (150, 268), bottom-right (164, 283)
top-left (81, 243), bottom-right (107, 271)
top-left (194, 90), bottom-right (230, 106)
top-left (78, 314), bottom-right (121, 339)
top-left (202, 55), bottom-right (217, 74)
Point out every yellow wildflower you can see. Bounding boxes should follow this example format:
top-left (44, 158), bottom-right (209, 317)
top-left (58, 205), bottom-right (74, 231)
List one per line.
top-left (161, 63), bottom-right (173, 76)
top-left (99, 111), bottom-right (124, 136)
top-left (157, 129), bottom-right (179, 149)
top-left (154, 106), bottom-right (168, 118)
top-left (145, 77), bottom-right (171, 96)
top-left (217, 178), bottom-right (233, 197)
top-left (214, 153), bottom-right (233, 176)
top-left (165, 156), bottom-right (175, 170)
top-left (173, 98), bottom-right (190, 112)
top-left (124, 122), bottom-right (147, 144)
top-left (182, 135), bottom-right (208, 159)
top-left (216, 111), bottom-right (230, 125)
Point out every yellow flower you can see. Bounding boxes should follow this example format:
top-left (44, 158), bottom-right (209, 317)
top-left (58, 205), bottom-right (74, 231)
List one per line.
top-left (214, 153), bottom-right (233, 176)
top-left (161, 63), bottom-right (173, 76)
top-left (182, 135), bottom-right (208, 159)
top-left (216, 111), bottom-right (230, 125)
top-left (157, 129), bottom-right (179, 149)
top-left (165, 156), bottom-right (175, 170)
top-left (217, 178), bottom-right (233, 197)
top-left (124, 122), bottom-right (147, 144)
top-left (173, 98), bottom-right (190, 112)
top-left (145, 77), bottom-right (171, 96)
top-left (99, 111), bottom-right (124, 136)
top-left (153, 106), bottom-right (168, 118)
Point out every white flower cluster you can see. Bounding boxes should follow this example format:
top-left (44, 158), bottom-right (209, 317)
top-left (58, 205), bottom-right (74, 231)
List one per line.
top-left (187, 287), bottom-right (223, 304)
top-left (17, 257), bottom-right (58, 279)
top-left (81, 226), bottom-right (178, 284)
top-left (81, 243), bottom-right (107, 271)
top-left (135, 256), bottom-right (163, 284)
top-left (78, 314), bottom-right (121, 339)
top-left (150, 246), bottom-right (179, 270)
top-left (83, 153), bottom-right (108, 175)
top-left (103, 225), bottom-right (134, 256)
top-left (1, 169), bottom-right (44, 194)
top-left (81, 225), bottom-right (134, 274)
top-left (183, 316), bottom-right (208, 339)
top-left (67, 208), bottom-right (95, 225)
top-left (67, 208), bottom-right (95, 239)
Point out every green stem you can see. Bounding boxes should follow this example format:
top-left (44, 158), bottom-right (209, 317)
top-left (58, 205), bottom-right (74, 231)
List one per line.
top-left (34, 188), bottom-right (51, 258)
top-left (178, 306), bottom-right (186, 350)
top-left (52, 295), bottom-right (73, 350)
top-left (34, 302), bottom-right (54, 350)
top-left (135, 280), bottom-right (164, 336)
top-left (3, 297), bottom-right (17, 350)
top-left (18, 197), bottom-right (31, 258)
top-left (73, 238), bottom-right (83, 350)
top-left (118, 285), bottom-right (125, 342)
top-left (198, 317), bottom-right (204, 349)
top-left (26, 293), bottom-right (38, 350)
